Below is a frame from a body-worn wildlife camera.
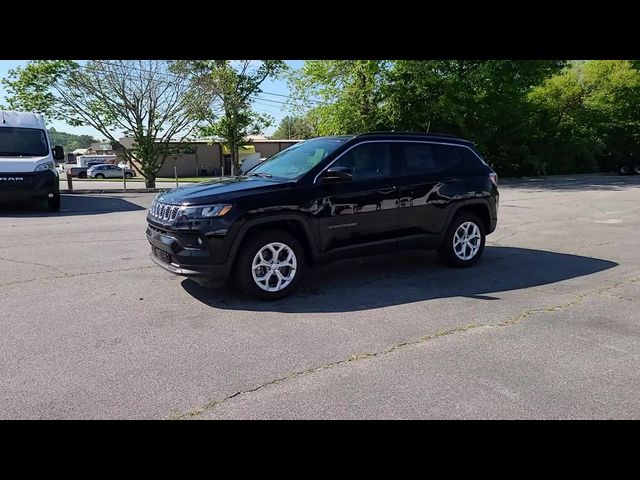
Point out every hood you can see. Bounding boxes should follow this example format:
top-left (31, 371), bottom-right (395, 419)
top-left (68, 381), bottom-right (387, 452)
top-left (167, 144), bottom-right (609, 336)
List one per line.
top-left (0, 155), bottom-right (52, 173)
top-left (157, 176), bottom-right (293, 205)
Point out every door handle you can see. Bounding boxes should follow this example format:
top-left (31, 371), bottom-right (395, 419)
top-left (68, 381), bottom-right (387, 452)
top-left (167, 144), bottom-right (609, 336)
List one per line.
top-left (441, 177), bottom-right (457, 184)
top-left (376, 186), bottom-right (397, 194)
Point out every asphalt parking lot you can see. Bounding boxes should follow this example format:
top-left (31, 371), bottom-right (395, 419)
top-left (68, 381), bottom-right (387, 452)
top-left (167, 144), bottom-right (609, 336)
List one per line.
top-left (1, 174), bottom-right (639, 419)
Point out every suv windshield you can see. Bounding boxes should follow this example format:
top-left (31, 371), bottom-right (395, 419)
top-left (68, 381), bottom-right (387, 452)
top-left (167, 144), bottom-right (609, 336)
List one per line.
top-left (0, 127), bottom-right (49, 157)
top-left (248, 137), bottom-right (351, 180)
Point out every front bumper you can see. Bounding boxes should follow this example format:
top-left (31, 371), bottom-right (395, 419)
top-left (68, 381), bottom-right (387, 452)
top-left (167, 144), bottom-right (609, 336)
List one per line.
top-left (146, 224), bottom-right (233, 280)
top-left (0, 170), bottom-right (59, 202)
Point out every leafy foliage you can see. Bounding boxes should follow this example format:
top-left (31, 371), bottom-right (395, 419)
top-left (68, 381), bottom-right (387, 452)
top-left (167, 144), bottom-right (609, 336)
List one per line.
top-left (175, 60), bottom-right (286, 174)
top-left (270, 115), bottom-right (316, 139)
top-left (2, 60), bottom-right (210, 187)
top-left (290, 60), bottom-right (640, 176)
top-left (47, 128), bottom-right (98, 153)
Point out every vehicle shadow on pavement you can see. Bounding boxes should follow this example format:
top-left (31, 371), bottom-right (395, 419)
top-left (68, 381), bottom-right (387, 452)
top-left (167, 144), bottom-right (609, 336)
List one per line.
top-left (0, 194), bottom-right (146, 217)
top-left (182, 246), bottom-right (618, 313)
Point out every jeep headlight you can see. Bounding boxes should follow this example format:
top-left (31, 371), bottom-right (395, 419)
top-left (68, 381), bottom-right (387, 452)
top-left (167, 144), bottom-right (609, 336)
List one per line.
top-left (180, 204), bottom-right (233, 219)
top-left (35, 161), bottom-right (54, 172)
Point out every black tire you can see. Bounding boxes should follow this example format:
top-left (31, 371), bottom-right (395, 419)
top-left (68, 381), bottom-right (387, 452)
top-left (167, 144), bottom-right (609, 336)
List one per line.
top-left (78, 171), bottom-right (87, 179)
top-left (233, 229), bottom-right (306, 300)
top-left (124, 172), bottom-right (133, 179)
top-left (95, 173), bottom-right (105, 179)
top-left (634, 165), bottom-right (640, 175)
top-left (619, 165), bottom-right (630, 175)
top-left (437, 212), bottom-right (486, 268)
top-left (47, 193), bottom-right (61, 212)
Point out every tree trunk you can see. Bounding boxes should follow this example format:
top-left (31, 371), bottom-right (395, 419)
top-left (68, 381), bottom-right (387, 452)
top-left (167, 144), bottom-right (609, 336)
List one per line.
top-left (145, 174), bottom-right (156, 189)
top-left (232, 147), bottom-right (240, 176)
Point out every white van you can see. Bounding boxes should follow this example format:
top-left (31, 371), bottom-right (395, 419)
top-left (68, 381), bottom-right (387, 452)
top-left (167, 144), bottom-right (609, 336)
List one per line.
top-left (0, 110), bottom-right (64, 211)
top-left (76, 154), bottom-right (117, 167)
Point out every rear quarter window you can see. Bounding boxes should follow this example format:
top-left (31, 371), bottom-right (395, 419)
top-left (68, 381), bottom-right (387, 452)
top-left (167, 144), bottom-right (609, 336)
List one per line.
top-left (457, 146), bottom-right (490, 171)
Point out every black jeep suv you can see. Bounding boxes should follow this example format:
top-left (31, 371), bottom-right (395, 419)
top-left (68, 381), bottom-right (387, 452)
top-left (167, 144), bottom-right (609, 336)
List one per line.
top-left (146, 132), bottom-right (499, 300)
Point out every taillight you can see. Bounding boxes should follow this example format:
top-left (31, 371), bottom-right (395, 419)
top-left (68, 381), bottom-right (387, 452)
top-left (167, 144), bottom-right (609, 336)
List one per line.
top-left (489, 172), bottom-right (498, 186)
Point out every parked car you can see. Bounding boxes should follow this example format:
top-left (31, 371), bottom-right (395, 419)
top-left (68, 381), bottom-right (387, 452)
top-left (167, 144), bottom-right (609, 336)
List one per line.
top-left (146, 132), bottom-right (499, 300)
top-left (88, 164), bottom-right (136, 179)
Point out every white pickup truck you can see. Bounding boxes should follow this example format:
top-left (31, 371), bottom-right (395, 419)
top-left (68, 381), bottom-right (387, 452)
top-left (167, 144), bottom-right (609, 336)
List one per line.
top-left (0, 110), bottom-right (65, 211)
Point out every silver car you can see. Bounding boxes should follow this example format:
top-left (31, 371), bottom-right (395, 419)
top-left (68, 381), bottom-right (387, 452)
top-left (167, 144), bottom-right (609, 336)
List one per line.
top-left (88, 164), bottom-right (136, 179)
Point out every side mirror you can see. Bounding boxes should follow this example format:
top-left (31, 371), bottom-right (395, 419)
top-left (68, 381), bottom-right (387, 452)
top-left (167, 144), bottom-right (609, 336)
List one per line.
top-left (320, 166), bottom-right (352, 182)
top-left (53, 145), bottom-right (65, 161)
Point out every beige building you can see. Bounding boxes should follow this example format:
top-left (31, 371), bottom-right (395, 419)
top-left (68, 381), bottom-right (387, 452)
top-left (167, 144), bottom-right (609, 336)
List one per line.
top-left (117, 137), bottom-right (301, 178)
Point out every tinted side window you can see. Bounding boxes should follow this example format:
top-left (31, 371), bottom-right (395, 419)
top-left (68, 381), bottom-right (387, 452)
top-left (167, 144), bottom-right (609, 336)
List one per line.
top-left (401, 143), bottom-right (467, 174)
top-left (401, 143), bottom-right (436, 173)
top-left (332, 143), bottom-right (392, 180)
top-left (457, 146), bottom-right (487, 167)
top-left (435, 145), bottom-right (464, 169)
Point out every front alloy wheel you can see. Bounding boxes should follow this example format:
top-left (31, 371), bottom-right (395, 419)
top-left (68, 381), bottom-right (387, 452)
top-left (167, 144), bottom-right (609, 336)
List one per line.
top-left (251, 242), bottom-right (297, 292)
top-left (235, 229), bottom-right (305, 300)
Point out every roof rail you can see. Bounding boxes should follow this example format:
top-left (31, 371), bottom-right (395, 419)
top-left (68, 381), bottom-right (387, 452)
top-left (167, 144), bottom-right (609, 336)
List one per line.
top-left (356, 131), bottom-right (460, 139)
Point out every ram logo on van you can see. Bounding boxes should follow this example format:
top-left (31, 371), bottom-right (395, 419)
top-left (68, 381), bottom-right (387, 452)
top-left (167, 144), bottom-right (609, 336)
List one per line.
top-left (0, 177), bottom-right (25, 181)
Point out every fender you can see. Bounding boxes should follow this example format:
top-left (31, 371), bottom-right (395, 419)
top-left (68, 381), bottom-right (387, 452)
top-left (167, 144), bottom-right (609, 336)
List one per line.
top-left (442, 198), bottom-right (494, 234)
top-left (226, 213), bottom-right (319, 263)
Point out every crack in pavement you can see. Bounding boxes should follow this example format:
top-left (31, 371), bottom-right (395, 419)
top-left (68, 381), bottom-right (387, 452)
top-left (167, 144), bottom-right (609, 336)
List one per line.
top-left (168, 274), bottom-right (640, 420)
top-left (0, 238), bottom-right (143, 250)
top-left (0, 255), bottom-right (66, 273)
top-left (0, 265), bottom-right (156, 289)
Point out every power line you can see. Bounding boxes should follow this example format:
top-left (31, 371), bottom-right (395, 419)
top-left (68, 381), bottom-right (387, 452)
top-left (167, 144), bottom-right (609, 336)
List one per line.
top-left (97, 60), bottom-right (329, 106)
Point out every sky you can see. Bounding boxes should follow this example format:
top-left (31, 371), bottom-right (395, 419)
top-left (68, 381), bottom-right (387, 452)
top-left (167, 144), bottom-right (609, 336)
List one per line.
top-left (0, 60), bottom-right (304, 139)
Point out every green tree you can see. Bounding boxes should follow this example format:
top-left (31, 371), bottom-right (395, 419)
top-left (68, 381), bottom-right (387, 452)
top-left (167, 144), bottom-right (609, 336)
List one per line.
top-left (289, 60), bottom-right (387, 135)
top-left (176, 60), bottom-right (286, 175)
top-left (528, 60), bottom-right (640, 174)
top-left (2, 60), bottom-right (209, 187)
top-left (47, 127), bottom-right (98, 153)
top-left (290, 60), bottom-right (565, 175)
top-left (270, 115), bottom-right (315, 139)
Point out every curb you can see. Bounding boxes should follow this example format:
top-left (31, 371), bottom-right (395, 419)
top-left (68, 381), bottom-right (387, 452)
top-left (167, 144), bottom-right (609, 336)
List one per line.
top-left (61, 188), bottom-right (169, 194)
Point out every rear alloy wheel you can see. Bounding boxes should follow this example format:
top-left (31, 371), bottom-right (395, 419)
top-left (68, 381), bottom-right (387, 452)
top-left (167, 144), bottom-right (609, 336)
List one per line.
top-left (235, 230), bottom-right (305, 300)
top-left (95, 173), bottom-right (105, 179)
top-left (125, 172), bottom-right (133, 179)
top-left (438, 213), bottom-right (486, 267)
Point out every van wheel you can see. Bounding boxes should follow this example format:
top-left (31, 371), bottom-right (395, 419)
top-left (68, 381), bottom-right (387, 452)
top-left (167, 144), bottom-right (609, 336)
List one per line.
top-left (47, 194), bottom-right (61, 212)
top-left (234, 229), bottom-right (305, 300)
top-left (438, 212), bottom-right (486, 267)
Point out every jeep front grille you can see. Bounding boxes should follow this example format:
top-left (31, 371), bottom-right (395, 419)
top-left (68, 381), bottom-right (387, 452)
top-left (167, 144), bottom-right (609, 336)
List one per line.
top-left (149, 201), bottom-right (181, 222)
